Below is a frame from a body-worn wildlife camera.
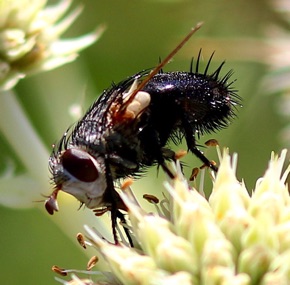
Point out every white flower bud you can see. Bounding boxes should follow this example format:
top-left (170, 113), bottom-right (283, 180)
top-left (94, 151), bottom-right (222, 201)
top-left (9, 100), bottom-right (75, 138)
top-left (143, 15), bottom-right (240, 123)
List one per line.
top-left (0, 0), bottom-right (104, 90)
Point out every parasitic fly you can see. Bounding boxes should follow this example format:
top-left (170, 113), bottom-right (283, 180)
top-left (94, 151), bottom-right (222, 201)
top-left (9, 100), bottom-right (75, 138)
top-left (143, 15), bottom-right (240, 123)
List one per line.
top-left (45, 23), bottom-right (240, 244)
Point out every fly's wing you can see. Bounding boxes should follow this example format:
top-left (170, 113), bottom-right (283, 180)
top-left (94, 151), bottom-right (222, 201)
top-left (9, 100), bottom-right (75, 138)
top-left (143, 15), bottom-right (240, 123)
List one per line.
top-left (70, 70), bottom-right (150, 151)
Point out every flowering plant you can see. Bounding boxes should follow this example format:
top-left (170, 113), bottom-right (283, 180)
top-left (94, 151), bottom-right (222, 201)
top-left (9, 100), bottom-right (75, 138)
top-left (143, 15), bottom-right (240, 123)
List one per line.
top-left (55, 149), bottom-right (290, 285)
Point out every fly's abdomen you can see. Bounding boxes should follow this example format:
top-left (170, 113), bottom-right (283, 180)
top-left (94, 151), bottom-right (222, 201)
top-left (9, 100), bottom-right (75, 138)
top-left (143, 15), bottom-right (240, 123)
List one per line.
top-left (142, 71), bottom-right (239, 136)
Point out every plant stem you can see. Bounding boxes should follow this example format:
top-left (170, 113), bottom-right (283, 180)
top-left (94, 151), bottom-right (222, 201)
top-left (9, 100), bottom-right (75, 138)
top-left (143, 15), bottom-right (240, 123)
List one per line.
top-left (0, 89), bottom-right (49, 181)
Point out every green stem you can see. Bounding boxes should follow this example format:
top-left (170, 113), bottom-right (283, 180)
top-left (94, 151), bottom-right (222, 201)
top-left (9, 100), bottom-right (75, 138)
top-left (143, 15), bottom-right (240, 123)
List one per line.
top-left (0, 89), bottom-right (49, 181)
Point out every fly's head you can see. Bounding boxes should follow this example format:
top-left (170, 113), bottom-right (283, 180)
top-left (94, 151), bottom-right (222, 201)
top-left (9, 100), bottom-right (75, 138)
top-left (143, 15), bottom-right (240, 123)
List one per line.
top-left (46, 142), bottom-right (107, 215)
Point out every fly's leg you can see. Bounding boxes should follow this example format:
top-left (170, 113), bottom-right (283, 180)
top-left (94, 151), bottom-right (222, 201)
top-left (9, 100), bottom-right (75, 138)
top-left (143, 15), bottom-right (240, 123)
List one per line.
top-left (190, 146), bottom-right (218, 172)
top-left (146, 131), bottom-right (176, 179)
top-left (103, 159), bottom-right (134, 246)
top-left (116, 210), bottom-right (133, 247)
top-left (182, 119), bottom-right (218, 172)
top-left (102, 159), bottom-right (122, 245)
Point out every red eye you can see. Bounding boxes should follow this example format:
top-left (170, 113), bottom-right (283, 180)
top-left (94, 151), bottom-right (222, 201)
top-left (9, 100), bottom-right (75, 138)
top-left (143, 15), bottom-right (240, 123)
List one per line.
top-left (61, 149), bottom-right (99, 182)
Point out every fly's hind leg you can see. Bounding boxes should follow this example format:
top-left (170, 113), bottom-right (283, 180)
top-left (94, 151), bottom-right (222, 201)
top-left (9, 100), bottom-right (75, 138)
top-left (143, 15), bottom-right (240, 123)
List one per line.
top-left (190, 146), bottom-right (218, 172)
top-left (182, 119), bottom-right (218, 172)
top-left (144, 130), bottom-right (177, 179)
top-left (158, 154), bottom-right (176, 179)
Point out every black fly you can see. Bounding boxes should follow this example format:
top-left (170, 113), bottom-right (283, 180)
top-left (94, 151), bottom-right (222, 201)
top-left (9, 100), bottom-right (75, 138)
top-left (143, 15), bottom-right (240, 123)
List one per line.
top-left (45, 23), bottom-right (240, 244)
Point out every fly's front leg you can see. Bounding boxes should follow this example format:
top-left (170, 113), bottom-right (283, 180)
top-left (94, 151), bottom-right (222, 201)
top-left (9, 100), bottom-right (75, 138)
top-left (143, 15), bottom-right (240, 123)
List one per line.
top-left (102, 159), bottom-right (126, 244)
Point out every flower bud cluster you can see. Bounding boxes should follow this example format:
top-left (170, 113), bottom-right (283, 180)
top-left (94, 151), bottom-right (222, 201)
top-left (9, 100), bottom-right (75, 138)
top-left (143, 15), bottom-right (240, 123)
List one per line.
top-left (79, 150), bottom-right (290, 285)
top-left (0, 0), bottom-right (104, 90)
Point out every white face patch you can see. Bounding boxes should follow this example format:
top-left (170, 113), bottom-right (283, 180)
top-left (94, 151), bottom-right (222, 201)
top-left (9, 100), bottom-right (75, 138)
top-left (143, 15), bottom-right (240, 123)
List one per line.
top-left (62, 176), bottom-right (107, 209)
top-left (60, 151), bottom-right (108, 209)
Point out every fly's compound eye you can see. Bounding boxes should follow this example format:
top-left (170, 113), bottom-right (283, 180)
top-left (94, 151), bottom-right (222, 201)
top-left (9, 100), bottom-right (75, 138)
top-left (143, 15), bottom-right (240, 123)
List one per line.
top-left (61, 149), bottom-right (99, 182)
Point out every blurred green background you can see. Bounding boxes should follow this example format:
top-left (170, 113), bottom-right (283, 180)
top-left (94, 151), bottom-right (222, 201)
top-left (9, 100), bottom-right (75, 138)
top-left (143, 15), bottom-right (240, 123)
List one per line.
top-left (1, 0), bottom-right (289, 284)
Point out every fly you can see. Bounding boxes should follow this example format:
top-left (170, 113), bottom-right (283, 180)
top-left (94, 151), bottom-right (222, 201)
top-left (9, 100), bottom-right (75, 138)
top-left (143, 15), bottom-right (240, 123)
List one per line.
top-left (45, 23), bottom-right (240, 245)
